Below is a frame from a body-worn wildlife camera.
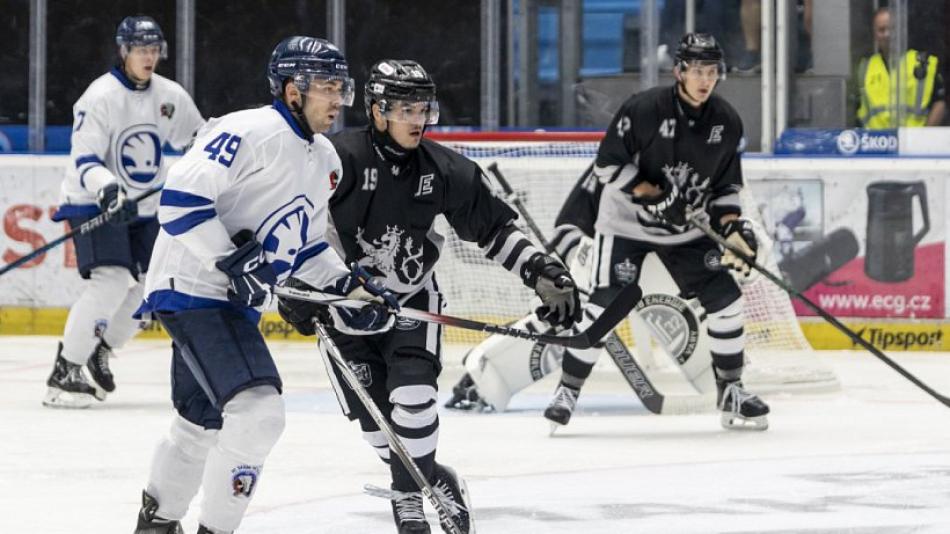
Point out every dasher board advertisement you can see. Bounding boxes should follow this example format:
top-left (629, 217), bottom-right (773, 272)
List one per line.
top-left (746, 158), bottom-right (946, 319)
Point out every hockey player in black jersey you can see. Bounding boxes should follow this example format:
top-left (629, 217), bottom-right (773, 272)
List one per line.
top-left (277, 59), bottom-right (582, 533)
top-left (539, 33), bottom-right (770, 431)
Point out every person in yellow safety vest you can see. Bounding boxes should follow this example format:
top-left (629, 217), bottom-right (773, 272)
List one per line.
top-left (857, 6), bottom-right (946, 128)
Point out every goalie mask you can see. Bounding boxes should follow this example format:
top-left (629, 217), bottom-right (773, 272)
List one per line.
top-left (116, 15), bottom-right (167, 59)
top-left (364, 60), bottom-right (440, 125)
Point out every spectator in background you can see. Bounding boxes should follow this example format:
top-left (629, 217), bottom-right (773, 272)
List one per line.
top-left (857, 6), bottom-right (946, 128)
top-left (733, 0), bottom-right (812, 74)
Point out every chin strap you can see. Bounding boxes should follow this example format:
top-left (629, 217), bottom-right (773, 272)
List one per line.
top-left (370, 121), bottom-right (412, 163)
top-left (289, 99), bottom-right (316, 139)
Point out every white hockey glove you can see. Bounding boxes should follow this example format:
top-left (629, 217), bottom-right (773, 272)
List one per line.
top-left (719, 218), bottom-right (758, 277)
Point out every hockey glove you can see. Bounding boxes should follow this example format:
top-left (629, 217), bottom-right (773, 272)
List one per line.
top-left (325, 264), bottom-right (400, 336)
top-left (634, 179), bottom-right (687, 226)
top-left (215, 239), bottom-right (277, 307)
top-left (97, 183), bottom-right (138, 225)
top-left (277, 277), bottom-right (328, 336)
top-left (524, 253), bottom-right (582, 329)
top-left (719, 218), bottom-right (758, 277)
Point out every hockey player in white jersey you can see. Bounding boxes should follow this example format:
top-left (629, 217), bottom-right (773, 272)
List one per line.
top-left (131, 36), bottom-right (399, 534)
top-left (44, 16), bottom-right (204, 409)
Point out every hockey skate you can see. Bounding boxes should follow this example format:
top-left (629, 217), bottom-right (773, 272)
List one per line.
top-left (134, 490), bottom-right (183, 534)
top-left (391, 489), bottom-right (431, 534)
top-left (717, 378), bottom-right (770, 431)
top-left (543, 384), bottom-right (579, 433)
top-left (444, 373), bottom-right (493, 412)
top-left (86, 339), bottom-right (116, 397)
top-left (433, 463), bottom-right (474, 533)
top-left (42, 342), bottom-right (99, 409)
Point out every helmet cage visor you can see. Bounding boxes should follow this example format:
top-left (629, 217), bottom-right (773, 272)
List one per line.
top-left (292, 71), bottom-right (355, 106)
top-left (118, 34), bottom-right (168, 59)
top-left (376, 98), bottom-right (440, 125)
top-left (677, 59), bottom-right (727, 81)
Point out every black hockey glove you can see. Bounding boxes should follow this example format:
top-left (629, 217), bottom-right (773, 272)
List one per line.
top-left (277, 277), bottom-right (328, 336)
top-left (719, 218), bottom-right (758, 277)
top-left (634, 179), bottom-right (687, 226)
top-left (523, 253), bottom-right (582, 329)
top-left (215, 239), bottom-right (277, 307)
top-left (325, 264), bottom-right (401, 335)
top-left (97, 183), bottom-right (138, 225)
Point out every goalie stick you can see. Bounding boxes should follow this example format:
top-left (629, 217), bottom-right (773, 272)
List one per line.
top-left (311, 320), bottom-right (467, 534)
top-left (487, 162), bottom-right (711, 414)
top-left (273, 284), bottom-right (635, 350)
top-left (688, 211), bottom-right (950, 409)
top-left (0, 186), bottom-right (162, 277)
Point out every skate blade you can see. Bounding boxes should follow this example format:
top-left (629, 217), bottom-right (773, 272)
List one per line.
top-left (90, 383), bottom-right (109, 401)
top-left (721, 412), bottom-right (769, 431)
top-left (547, 421), bottom-right (563, 436)
top-left (42, 387), bottom-right (94, 409)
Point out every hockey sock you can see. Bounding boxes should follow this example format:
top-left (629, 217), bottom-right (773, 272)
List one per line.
top-left (389, 383), bottom-right (439, 492)
top-left (146, 415), bottom-right (219, 521)
top-left (102, 280), bottom-right (146, 350)
top-left (363, 429), bottom-right (392, 463)
top-left (61, 266), bottom-right (137, 365)
top-left (198, 386), bottom-right (285, 533)
top-left (707, 298), bottom-right (746, 377)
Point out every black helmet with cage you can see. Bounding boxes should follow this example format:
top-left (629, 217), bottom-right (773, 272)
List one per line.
top-left (363, 60), bottom-right (439, 125)
top-left (674, 32), bottom-right (726, 80)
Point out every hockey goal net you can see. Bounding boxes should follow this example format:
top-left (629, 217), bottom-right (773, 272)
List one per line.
top-left (428, 132), bottom-right (838, 393)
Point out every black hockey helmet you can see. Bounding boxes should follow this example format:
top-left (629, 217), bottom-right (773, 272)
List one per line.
top-left (674, 32), bottom-right (726, 78)
top-left (116, 15), bottom-right (167, 58)
top-left (364, 60), bottom-right (439, 125)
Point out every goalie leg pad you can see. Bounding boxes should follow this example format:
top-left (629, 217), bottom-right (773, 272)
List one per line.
top-left (463, 313), bottom-right (562, 411)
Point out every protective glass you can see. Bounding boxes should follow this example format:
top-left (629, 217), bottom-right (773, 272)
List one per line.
top-left (296, 73), bottom-right (355, 106)
top-left (681, 60), bottom-right (726, 81)
top-left (379, 99), bottom-right (440, 125)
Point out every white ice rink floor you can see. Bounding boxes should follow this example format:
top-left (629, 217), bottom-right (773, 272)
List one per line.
top-left (3, 335), bottom-right (950, 533)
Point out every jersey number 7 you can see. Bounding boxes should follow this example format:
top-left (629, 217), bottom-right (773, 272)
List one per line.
top-left (204, 132), bottom-right (242, 168)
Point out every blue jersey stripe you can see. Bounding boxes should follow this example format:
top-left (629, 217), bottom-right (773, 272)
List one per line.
top-left (75, 154), bottom-right (105, 168)
top-left (161, 208), bottom-right (217, 236)
top-left (291, 242), bottom-right (330, 274)
top-left (161, 189), bottom-right (214, 208)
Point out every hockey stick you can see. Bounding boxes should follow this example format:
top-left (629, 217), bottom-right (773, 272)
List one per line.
top-left (312, 320), bottom-right (465, 534)
top-left (488, 162), bottom-right (705, 414)
top-left (273, 284), bottom-right (634, 350)
top-left (0, 186), bottom-right (162, 277)
top-left (689, 211), bottom-right (950, 408)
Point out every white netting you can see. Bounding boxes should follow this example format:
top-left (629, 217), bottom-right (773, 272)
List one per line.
top-left (433, 138), bottom-right (837, 392)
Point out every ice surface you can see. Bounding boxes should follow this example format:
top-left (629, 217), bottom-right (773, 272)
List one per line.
top-left (2, 336), bottom-right (949, 533)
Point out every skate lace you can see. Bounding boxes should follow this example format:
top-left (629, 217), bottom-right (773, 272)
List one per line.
top-left (722, 382), bottom-right (754, 414)
top-left (364, 485), bottom-right (426, 522)
top-left (433, 480), bottom-right (467, 516)
top-left (551, 386), bottom-right (578, 412)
